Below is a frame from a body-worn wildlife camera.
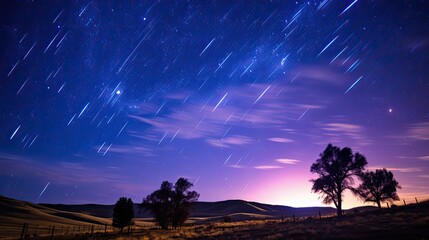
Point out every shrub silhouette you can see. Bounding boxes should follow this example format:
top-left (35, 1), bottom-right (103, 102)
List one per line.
top-left (142, 178), bottom-right (199, 229)
top-left (310, 144), bottom-right (367, 216)
top-left (357, 168), bottom-right (401, 208)
top-left (112, 197), bottom-right (134, 232)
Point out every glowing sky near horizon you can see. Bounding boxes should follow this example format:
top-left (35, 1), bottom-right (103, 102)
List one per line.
top-left (1, 1), bottom-right (429, 209)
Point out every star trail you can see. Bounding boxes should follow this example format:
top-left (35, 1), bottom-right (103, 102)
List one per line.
top-left (1, 0), bottom-right (429, 208)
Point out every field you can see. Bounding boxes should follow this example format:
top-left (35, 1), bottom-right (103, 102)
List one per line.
top-left (1, 195), bottom-right (428, 239)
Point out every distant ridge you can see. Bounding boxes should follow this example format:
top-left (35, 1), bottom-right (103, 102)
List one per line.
top-left (1, 195), bottom-right (377, 225)
top-left (40, 198), bottom-right (376, 219)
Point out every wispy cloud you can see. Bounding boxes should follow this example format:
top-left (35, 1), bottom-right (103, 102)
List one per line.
top-left (406, 122), bottom-right (429, 141)
top-left (98, 145), bottom-right (155, 157)
top-left (276, 159), bottom-right (301, 164)
top-left (0, 153), bottom-right (123, 185)
top-left (322, 123), bottom-right (363, 139)
top-left (368, 165), bottom-right (423, 173)
top-left (312, 121), bottom-right (371, 146)
top-left (267, 137), bottom-right (294, 143)
top-left (128, 82), bottom-right (326, 146)
top-left (418, 156), bottom-right (429, 161)
top-left (288, 65), bottom-right (351, 85)
top-left (253, 165), bottom-right (283, 170)
top-left (396, 155), bottom-right (429, 161)
top-left (207, 135), bottom-right (253, 148)
top-left (225, 164), bottom-right (246, 169)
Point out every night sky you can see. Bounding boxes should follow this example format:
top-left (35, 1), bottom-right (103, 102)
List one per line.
top-left (1, 0), bottom-right (429, 208)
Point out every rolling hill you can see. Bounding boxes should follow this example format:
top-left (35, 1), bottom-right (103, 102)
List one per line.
top-left (0, 195), bottom-right (110, 226)
top-left (0, 195), bottom-right (380, 239)
top-left (40, 198), bottom-right (375, 220)
top-left (0, 194), bottom-right (377, 226)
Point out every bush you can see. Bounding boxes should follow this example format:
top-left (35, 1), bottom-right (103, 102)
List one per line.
top-left (112, 197), bottom-right (134, 231)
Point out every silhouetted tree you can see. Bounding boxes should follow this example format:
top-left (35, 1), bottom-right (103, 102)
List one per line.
top-left (142, 181), bottom-right (174, 229)
top-left (171, 178), bottom-right (199, 229)
top-left (357, 168), bottom-right (401, 208)
top-left (310, 144), bottom-right (367, 216)
top-left (142, 178), bottom-right (199, 229)
top-left (112, 197), bottom-right (134, 232)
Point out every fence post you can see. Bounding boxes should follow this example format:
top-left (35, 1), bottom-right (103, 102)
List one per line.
top-left (50, 226), bottom-right (55, 240)
top-left (35, 225), bottom-right (38, 236)
top-left (386, 202), bottom-right (389, 208)
top-left (105, 224), bottom-right (107, 235)
top-left (293, 214), bottom-right (296, 223)
top-left (20, 223), bottom-right (27, 240)
top-left (319, 211), bottom-right (322, 220)
top-left (91, 225), bottom-right (94, 235)
top-left (415, 197), bottom-right (419, 204)
top-left (403, 199), bottom-right (407, 206)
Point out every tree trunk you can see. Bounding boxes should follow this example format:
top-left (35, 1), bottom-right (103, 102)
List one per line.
top-left (337, 201), bottom-right (342, 216)
top-left (337, 188), bottom-right (342, 216)
top-left (376, 200), bottom-right (381, 208)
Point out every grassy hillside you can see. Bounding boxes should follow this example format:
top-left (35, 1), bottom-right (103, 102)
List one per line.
top-left (1, 195), bottom-right (427, 239)
top-left (0, 195), bottom-right (110, 226)
top-left (24, 200), bottom-right (428, 240)
top-left (41, 199), bottom-right (360, 220)
top-left (110, 201), bottom-right (429, 239)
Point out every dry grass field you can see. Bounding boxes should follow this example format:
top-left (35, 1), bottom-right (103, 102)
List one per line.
top-left (1, 195), bottom-right (428, 240)
top-left (104, 202), bottom-right (429, 240)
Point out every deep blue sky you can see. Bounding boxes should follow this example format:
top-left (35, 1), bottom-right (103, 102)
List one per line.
top-left (1, 0), bottom-right (429, 208)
